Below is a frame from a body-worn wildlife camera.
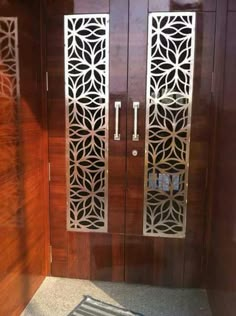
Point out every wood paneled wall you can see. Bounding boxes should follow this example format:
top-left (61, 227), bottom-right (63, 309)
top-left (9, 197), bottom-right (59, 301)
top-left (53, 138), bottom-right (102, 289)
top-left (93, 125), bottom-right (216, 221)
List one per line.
top-left (0, 1), bottom-right (49, 315)
top-left (207, 0), bottom-right (236, 315)
top-left (1, 0), bottom-right (236, 314)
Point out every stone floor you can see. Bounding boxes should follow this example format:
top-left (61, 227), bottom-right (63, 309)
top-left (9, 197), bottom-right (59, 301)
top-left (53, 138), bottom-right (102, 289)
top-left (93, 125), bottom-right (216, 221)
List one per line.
top-left (21, 277), bottom-right (212, 316)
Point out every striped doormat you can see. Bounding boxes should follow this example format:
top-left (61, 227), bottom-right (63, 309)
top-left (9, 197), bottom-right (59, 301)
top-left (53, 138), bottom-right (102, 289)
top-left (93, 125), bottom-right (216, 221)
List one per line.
top-left (68, 296), bottom-right (144, 316)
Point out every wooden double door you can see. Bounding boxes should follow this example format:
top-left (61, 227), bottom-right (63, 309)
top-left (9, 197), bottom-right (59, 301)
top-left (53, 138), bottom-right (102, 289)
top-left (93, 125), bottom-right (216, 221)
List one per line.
top-left (47, 0), bottom-right (216, 286)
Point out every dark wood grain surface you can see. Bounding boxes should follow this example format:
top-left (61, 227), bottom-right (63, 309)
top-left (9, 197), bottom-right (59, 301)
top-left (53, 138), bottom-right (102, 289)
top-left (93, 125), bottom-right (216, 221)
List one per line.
top-left (125, 236), bottom-right (185, 286)
top-left (184, 12), bottom-right (215, 287)
top-left (125, 0), bottom-right (148, 236)
top-left (0, 1), bottom-right (49, 315)
top-left (47, 13), bottom-right (69, 278)
top-left (207, 3), bottom-right (236, 316)
top-left (229, 0), bottom-right (236, 11)
top-left (108, 0), bottom-right (128, 234)
top-left (149, 0), bottom-right (216, 11)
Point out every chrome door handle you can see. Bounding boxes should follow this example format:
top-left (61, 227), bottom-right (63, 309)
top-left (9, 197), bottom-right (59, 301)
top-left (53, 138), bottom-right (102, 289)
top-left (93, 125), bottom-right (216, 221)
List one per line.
top-left (114, 101), bottom-right (121, 140)
top-left (132, 101), bottom-right (140, 141)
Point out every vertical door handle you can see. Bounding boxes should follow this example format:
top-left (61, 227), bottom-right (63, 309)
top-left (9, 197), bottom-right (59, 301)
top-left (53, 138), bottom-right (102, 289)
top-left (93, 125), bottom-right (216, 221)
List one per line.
top-left (114, 101), bottom-right (121, 140)
top-left (132, 101), bottom-right (140, 141)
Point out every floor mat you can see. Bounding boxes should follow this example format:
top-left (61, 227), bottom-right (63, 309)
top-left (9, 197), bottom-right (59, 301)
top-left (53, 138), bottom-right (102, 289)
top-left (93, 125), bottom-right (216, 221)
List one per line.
top-left (68, 296), bottom-right (144, 316)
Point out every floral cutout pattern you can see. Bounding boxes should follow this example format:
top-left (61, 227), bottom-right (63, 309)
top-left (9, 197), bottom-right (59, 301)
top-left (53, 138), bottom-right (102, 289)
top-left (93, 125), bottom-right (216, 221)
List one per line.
top-left (65, 15), bottom-right (109, 232)
top-left (144, 13), bottom-right (195, 237)
top-left (0, 18), bottom-right (19, 109)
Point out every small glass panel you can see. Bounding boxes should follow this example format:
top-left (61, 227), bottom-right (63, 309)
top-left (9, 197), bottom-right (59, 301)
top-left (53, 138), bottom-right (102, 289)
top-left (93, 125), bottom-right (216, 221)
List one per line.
top-left (64, 15), bottom-right (109, 232)
top-left (144, 12), bottom-right (196, 237)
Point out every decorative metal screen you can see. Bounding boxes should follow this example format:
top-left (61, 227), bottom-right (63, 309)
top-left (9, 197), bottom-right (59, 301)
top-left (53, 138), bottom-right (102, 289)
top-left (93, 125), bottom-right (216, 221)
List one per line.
top-left (143, 12), bottom-right (196, 237)
top-left (0, 18), bottom-right (20, 106)
top-left (64, 15), bottom-right (109, 232)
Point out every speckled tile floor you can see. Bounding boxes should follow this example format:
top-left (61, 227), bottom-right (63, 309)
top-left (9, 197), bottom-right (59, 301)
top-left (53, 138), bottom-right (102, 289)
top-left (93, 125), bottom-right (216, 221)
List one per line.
top-left (21, 277), bottom-right (212, 316)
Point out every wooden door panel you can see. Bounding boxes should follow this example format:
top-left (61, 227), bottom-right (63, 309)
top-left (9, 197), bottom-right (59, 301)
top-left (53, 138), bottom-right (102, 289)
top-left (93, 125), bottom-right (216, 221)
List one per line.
top-left (125, 1), bottom-right (186, 285)
top-left (184, 12), bottom-right (216, 287)
top-left (125, 4), bottom-right (216, 286)
top-left (47, 0), bottom-right (216, 287)
top-left (108, 0), bottom-right (128, 234)
top-left (149, 0), bottom-right (216, 12)
top-left (47, 12), bottom-right (68, 277)
top-left (125, 0), bottom-right (148, 236)
top-left (125, 236), bottom-right (185, 286)
top-left (74, 0), bottom-right (109, 13)
top-left (46, 0), bottom-right (110, 16)
top-left (67, 233), bottom-right (124, 281)
top-left (48, 0), bottom-right (128, 281)
top-left (229, 0), bottom-right (236, 11)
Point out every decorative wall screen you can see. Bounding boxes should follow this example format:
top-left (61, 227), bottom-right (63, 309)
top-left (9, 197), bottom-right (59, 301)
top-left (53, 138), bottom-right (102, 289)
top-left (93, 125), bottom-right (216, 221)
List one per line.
top-left (144, 12), bottom-right (196, 237)
top-left (64, 15), bottom-right (109, 232)
top-left (0, 18), bottom-right (20, 108)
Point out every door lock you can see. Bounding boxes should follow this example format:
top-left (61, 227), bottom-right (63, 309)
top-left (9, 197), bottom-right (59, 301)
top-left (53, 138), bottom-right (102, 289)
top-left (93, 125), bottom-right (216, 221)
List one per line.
top-left (132, 149), bottom-right (138, 157)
